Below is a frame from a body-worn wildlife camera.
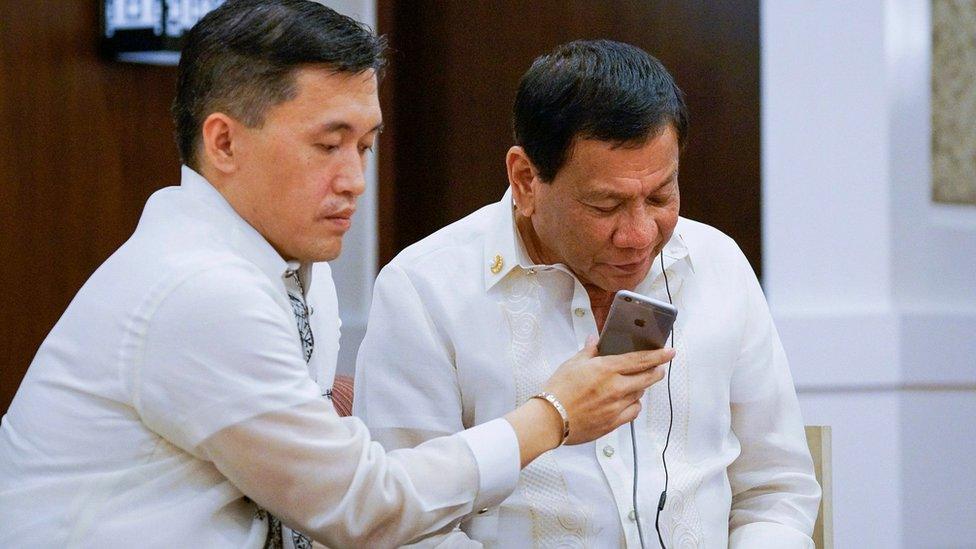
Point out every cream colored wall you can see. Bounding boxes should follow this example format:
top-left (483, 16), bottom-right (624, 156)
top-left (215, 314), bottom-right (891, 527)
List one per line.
top-left (313, 0), bottom-right (379, 376)
top-left (763, 0), bottom-right (976, 546)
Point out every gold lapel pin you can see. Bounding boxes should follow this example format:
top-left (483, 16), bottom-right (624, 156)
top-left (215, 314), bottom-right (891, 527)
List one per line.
top-left (490, 254), bottom-right (504, 275)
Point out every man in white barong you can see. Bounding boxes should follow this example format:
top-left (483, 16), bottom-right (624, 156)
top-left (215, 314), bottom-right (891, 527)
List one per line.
top-left (355, 40), bottom-right (821, 548)
top-left (0, 5), bottom-right (673, 547)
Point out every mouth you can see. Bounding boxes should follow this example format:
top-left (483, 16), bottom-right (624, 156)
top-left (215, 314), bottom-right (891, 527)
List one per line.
top-left (605, 256), bottom-right (651, 275)
top-left (321, 208), bottom-right (356, 231)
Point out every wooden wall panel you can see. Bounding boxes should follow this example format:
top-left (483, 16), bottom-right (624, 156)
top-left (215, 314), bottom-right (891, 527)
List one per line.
top-left (0, 1), bottom-right (180, 412)
top-left (377, 1), bottom-right (761, 277)
top-left (0, 1), bottom-right (760, 412)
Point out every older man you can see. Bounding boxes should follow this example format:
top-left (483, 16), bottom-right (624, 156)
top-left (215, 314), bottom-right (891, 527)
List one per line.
top-left (0, 5), bottom-right (670, 547)
top-left (355, 40), bottom-right (820, 548)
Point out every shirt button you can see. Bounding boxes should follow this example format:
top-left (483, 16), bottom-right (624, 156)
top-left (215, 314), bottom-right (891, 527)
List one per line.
top-left (574, 307), bottom-right (585, 317)
top-left (477, 508), bottom-right (489, 514)
top-left (628, 509), bottom-right (637, 522)
top-left (603, 445), bottom-right (614, 458)
top-left (526, 268), bottom-right (536, 275)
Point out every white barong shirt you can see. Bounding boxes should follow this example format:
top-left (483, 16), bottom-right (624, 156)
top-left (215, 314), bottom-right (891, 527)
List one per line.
top-left (355, 189), bottom-right (820, 548)
top-left (0, 167), bottom-right (520, 548)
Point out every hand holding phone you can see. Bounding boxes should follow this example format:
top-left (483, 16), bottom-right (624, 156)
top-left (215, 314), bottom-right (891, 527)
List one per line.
top-left (597, 290), bottom-right (677, 356)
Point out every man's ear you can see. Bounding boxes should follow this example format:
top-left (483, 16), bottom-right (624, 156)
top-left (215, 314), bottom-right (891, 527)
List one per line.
top-left (506, 146), bottom-right (541, 217)
top-left (200, 112), bottom-right (242, 175)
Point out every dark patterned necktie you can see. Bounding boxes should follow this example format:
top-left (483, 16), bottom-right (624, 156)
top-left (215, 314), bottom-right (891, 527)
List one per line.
top-left (287, 271), bottom-right (315, 363)
top-left (262, 270), bottom-right (314, 549)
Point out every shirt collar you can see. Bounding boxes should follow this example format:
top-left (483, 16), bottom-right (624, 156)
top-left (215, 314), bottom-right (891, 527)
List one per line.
top-left (636, 225), bottom-right (693, 299)
top-left (482, 186), bottom-right (694, 292)
top-left (179, 165), bottom-right (312, 291)
top-left (483, 187), bottom-right (534, 290)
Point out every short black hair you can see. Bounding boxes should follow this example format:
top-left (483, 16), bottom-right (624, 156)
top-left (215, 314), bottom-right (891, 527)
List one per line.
top-left (173, 0), bottom-right (387, 169)
top-left (513, 39), bottom-right (688, 182)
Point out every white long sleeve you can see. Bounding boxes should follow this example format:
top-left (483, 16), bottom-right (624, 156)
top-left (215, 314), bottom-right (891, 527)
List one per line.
top-left (354, 262), bottom-right (485, 547)
top-left (199, 399), bottom-right (513, 548)
top-left (726, 249), bottom-right (821, 548)
top-left (134, 260), bottom-right (520, 548)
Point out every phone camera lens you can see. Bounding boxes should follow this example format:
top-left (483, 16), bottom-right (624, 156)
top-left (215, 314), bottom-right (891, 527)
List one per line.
top-left (624, 296), bottom-right (632, 302)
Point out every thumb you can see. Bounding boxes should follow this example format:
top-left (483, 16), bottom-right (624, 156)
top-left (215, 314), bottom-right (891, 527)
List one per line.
top-left (577, 334), bottom-right (599, 358)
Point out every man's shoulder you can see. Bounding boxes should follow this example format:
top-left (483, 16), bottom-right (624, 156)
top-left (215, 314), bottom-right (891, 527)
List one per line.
top-left (676, 216), bottom-right (737, 249)
top-left (387, 201), bottom-right (499, 275)
top-left (126, 189), bottom-right (281, 289)
top-left (675, 216), bottom-right (751, 271)
top-left (93, 217), bottom-right (280, 320)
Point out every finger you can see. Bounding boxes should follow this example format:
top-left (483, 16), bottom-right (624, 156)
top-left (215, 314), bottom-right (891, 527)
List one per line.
top-left (619, 365), bottom-right (666, 392)
top-left (613, 400), bottom-right (643, 427)
top-left (613, 347), bottom-right (676, 374)
top-left (574, 335), bottom-right (599, 359)
top-left (623, 388), bottom-right (646, 404)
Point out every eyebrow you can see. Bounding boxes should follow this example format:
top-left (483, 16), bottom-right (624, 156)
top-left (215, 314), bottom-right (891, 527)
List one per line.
top-left (581, 168), bottom-right (678, 202)
top-left (316, 121), bottom-right (385, 134)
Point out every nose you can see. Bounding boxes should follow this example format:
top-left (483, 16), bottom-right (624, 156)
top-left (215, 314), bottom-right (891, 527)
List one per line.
top-left (611, 207), bottom-right (656, 250)
top-left (333, 149), bottom-right (367, 197)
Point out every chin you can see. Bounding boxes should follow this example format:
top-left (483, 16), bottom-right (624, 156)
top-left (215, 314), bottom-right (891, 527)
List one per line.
top-left (586, 276), bottom-right (630, 294)
top-left (317, 245), bottom-right (342, 262)
top-left (607, 266), bottom-right (651, 286)
top-left (292, 240), bottom-right (342, 263)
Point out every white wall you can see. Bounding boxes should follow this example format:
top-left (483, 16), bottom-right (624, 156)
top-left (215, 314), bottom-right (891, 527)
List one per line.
top-left (763, 0), bottom-right (976, 546)
top-left (315, 0), bottom-right (378, 376)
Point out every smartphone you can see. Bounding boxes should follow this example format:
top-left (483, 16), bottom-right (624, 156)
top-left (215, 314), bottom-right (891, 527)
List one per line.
top-left (597, 290), bottom-right (677, 356)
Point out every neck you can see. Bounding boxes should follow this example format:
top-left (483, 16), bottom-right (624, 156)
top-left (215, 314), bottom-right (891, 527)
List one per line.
top-left (515, 212), bottom-right (616, 331)
top-left (514, 212), bottom-right (552, 266)
top-left (195, 163), bottom-right (293, 262)
top-left (585, 284), bottom-right (615, 332)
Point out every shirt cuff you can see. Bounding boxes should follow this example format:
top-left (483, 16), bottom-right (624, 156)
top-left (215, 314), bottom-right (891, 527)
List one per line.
top-left (729, 522), bottom-right (815, 549)
top-left (457, 418), bottom-right (520, 512)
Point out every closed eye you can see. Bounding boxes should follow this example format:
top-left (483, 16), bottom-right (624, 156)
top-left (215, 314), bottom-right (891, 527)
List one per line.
top-left (647, 187), bottom-right (678, 207)
top-left (588, 203), bottom-right (620, 214)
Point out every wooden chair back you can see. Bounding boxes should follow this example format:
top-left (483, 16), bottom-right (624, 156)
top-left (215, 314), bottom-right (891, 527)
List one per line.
top-left (805, 425), bottom-right (833, 549)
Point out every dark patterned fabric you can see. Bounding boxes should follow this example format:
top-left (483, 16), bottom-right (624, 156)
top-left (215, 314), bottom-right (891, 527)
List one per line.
top-left (291, 529), bottom-right (313, 549)
top-left (264, 270), bottom-right (314, 549)
top-left (288, 285), bottom-right (314, 362)
top-left (259, 508), bottom-right (283, 549)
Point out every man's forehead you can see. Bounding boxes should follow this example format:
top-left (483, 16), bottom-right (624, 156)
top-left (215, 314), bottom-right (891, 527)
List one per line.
top-left (280, 68), bottom-right (382, 130)
top-left (288, 68), bottom-right (380, 109)
top-left (576, 173), bottom-right (677, 201)
top-left (569, 148), bottom-right (678, 186)
top-left (295, 65), bottom-right (379, 90)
